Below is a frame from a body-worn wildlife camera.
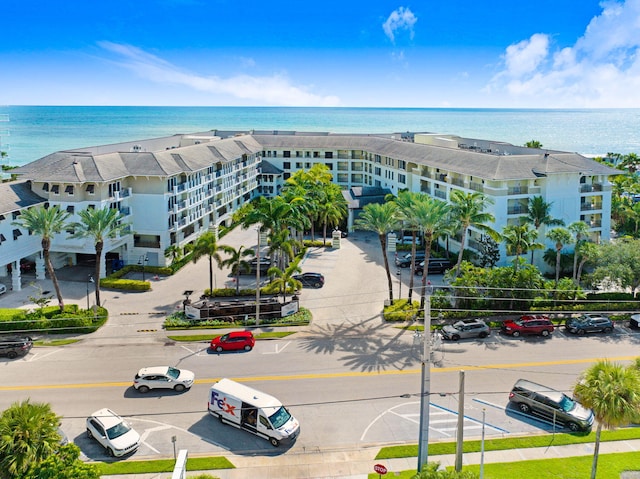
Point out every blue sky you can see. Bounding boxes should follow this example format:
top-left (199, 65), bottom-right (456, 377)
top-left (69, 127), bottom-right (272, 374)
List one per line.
top-left (2, 0), bottom-right (639, 108)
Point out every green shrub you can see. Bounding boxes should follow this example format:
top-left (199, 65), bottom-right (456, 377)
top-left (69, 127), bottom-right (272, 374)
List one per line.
top-left (383, 299), bottom-right (420, 322)
top-left (101, 277), bottom-right (151, 291)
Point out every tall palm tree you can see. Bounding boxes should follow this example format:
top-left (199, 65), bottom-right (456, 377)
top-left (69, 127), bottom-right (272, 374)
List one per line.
top-left (393, 191), bottom-right (423, 303)
top-left (0, 399), bottom-right (62, 479)
top-left (575, 241), bottom-right (600, 284)
top-left (268, 228), bottom-right (299, 271)
top-left (574, 360), bottom-right (640, 479)
top-left (567, 221), bottom-right (590, 281)
top-left (354, 202), bottom-right (399, 305)
top-left (219, 245), bottom-right (255, 295)
top-left (191, 231), bottom-right (225, 294)
top-left (502, 223), bottom-right (542, 273)
top-left (449, 190), bottom-right (497, 276)
top-left (546, 227), bottom-right (574, 285)
top-left (316, 184), bottom-right (348, 246)
top-left (67, 206), bottom-right (128, 307)
top-left (412, 195), bottom-right (451, 309)
top-left (12, 205), bottom-right (70, 311)
top-left (525, 196), bottom-right (564, 263)
top-left (164, 244), bottom-right (183, 264)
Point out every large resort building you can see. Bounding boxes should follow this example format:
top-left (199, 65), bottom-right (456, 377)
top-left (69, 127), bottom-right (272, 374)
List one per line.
top-left (0, 129), bottom-right (619, 291)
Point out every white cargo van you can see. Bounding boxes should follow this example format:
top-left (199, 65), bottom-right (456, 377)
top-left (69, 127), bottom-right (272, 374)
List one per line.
top-left (208, 378), bottom-right (300, 447)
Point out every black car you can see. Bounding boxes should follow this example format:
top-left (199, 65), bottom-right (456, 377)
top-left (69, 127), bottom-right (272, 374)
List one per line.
top-left (293, 273), bottom-right (325, 288)
top-left (415, 258), bottom-right (452, 275)
top-left (395, 252), bottom-right (426, 268)
top-left (565, 314), bottom-right (614, 334)
top-left (0, 336), bottom-right (33, 359)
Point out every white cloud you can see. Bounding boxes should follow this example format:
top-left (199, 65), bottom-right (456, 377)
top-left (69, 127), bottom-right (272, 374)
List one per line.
top-left (487, 0), bottom-right (640, 107)
top-left (98, 42), bottom-right (340, 107)
top-left (383, 7), bottom-right (417, 44)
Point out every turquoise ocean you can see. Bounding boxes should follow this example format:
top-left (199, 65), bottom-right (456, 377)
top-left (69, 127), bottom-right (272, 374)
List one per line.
top-left (1, 105), bottom-right (639, 167)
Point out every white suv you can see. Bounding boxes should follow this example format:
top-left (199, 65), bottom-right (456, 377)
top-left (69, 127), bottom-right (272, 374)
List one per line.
top-left (86, 408), bottom-right (140, 457)
top-left (133, 366), bottom-right (195, 393)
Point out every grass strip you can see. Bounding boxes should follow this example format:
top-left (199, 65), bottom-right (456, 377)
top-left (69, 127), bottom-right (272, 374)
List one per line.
top-left (375, 427), bottom-right (640, 459)
top-left (96, 456), bottom-right (234, 475)
top-left (167, 331), bottom-right (295, 342)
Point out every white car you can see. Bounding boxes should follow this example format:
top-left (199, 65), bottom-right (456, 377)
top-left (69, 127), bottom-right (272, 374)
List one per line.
top-left (0, 284), bottom-right (7, 295)
top-left (86, 408), bottom-right (140, 457)
top-left (133, 366), bottom-right (195, 393)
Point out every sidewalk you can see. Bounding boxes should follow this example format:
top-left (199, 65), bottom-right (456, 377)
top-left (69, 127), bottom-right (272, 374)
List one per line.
top-left (100, 438), bottom-right (640, 478)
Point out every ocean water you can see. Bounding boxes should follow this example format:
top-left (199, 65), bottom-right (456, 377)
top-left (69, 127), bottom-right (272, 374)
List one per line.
top-left (1, 105), bottom-right (639, 167)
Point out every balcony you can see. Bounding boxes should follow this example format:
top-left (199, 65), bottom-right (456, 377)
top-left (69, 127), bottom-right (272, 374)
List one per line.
top-left (450, 177), bottom-right (465, 188)
top-left (508, 205), bottom-right (528, 214)
top-left (469, 182), bottom-right (484, 192)
top-left (508, 186), bottom-right (529, 195)
top-left (581, 203), bottom-right (602, 211)
top-left (580, 183), bottom-right (603, 193)
top-left (434, 189), bottom-right (446, 200)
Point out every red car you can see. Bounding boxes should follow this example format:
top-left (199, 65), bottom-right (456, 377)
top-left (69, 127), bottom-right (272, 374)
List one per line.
top-left (210, 331), bottom-right (255, 352)
top-left (501, 315), bottom-right (555, 337)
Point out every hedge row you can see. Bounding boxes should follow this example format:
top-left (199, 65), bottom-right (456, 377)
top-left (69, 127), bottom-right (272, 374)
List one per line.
top-left (164, 308), bottom-right (311, 330)
top-left (0, 305), bottom-right (108, 334)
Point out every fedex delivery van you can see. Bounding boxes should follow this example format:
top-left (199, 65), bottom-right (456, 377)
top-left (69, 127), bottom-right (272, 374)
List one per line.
top-left (208, 378), bottom-right (300, 447)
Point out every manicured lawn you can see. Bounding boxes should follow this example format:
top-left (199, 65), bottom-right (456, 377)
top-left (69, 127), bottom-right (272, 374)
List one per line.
top-left (96, 456), bottom-right (234, 475)
top-left (167, 331), bottom-right (295, 342)
top-left (34, 338), bottom-right (79, 346)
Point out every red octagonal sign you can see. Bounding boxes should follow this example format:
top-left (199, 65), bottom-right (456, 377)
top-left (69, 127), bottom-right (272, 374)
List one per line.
top-left (374, 464), bottom-right (388, 475)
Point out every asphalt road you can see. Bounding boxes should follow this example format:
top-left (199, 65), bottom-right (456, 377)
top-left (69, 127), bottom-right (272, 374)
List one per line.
top-left (2, 227), bottom-right (640, 461)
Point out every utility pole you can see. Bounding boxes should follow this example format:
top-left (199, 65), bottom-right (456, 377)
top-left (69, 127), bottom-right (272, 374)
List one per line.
top-left (255, 227), bottom-right (261, 326)
top-left (455, 370), bottom-right (465, 471)
top-left (417, 283), bottom-right (433, 472)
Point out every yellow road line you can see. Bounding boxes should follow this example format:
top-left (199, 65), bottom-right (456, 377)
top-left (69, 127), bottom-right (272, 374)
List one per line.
top-left (2, 355), bottom-right (637, 391)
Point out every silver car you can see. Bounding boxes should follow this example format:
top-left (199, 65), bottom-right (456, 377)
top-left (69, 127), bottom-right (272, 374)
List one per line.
top-left (133, 366), bottom-right (195, 393)
top-left (441, 319), bottom-right (490, 341)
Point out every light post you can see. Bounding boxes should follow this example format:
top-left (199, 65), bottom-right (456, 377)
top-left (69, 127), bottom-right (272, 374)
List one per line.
top-left (86, 275), bottom-right (94, 310)
top-left (417, 281), bottom-right (434, 473)
top-left (396, 269), bottom-right (402, 299)
top-left (255, 227), bottom-right (261, 326)
top-left (138, 254), bottom-right (148, 281)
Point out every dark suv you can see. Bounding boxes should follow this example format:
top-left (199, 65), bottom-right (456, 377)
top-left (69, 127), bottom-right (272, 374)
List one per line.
top-left (501, 315), bottom-right (555, 337)
top-left (565, 314), bottom-right (614, 335)
top-left (0, 336), bottom-right (33, 359)
top-left (293, 272), bottom-right (325, 288)
top-left (508, 379), bottom-right (594, 432)
top-left (415, 258), bottom-right (452, 275)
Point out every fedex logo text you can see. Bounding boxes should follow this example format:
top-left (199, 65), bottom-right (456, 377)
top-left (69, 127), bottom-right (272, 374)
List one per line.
top-left (211, 391), bottom-right (237, 416)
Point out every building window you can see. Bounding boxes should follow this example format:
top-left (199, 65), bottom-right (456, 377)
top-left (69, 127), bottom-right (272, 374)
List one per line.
top-left (283, 151), bottom-right (291, 158)
top-left (325, 152), bottom-right (333, 159)
top-left (65, 185), bottom-right (74, 195)
top-left (12, 211), bottom-right (20, 220)
top-left (0, 233), bottom-right (5, 244)
top-left (305, 151), bottom-right (310, 157)
top-left (283, 162), bottom-right (291, 169)
top-left (296, 162), bottom-right (303, 169)
top-left (86, 184), bottom-right (95, 194)
top-left (88, 204), bottom-right (95, 210)
top-left (66, 205), bottom-right (75, 213)
top-left (296, 151), bottom-right (302, 158)
top-left (325, 163), bottom-right (333, 170)
top-left (398, 173), bottom-right (406, 184)
top-left (375, 167), bottom-right (381, 176)
top-left (398, 160), bottom-right (406, 170)
top-left (313, 151), bottom-right (319, 158)
top-left (13, 229), bottom-right (22, 240)
top-left (51, 184), bottom-right (60, 194)
top-left (42, 183), bottom-right (49, 192)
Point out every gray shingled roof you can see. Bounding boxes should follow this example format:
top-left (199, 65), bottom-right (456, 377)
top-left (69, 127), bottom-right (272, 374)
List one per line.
top-left (0, 181), bottom-right (46, 215)
top-left (11, 132), bottom-right (619, 183)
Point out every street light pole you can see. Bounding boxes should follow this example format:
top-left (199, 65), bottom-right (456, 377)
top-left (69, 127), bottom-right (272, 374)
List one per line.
top-left (255, 227), bottom-right (261, 326)
top-left (417, 282), bottom-right (433, 472)
top-left (396, 269), bottom-right (402, 300)
top-left (138, 254), bottom-right (148, 282)
top-left (86, 275), bottom-right (93, 310)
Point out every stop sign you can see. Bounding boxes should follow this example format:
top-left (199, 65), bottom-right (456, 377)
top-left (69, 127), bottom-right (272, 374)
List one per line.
top-left (373, 464), bottom-right (388, 475)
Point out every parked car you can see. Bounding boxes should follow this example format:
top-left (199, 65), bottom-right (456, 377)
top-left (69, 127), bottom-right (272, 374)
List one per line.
top-left (565, 314), bottom-right (614, 335)
top-left (20, 259), bottom-right (36, 273)
top-left (415, 258), bottom-right (452, 275)
top-left (133, 366), bottom-right (195, 393)
top-left (210, 331), bottom-right (255, 352)
top-left (630, 313), bottom-right (640, 329)
top-left (501, 315), bottom-right (554, 337)
top-left (0, 284), bottom-right (6, 295)
top-left (0, 335), bottom-right (33, 359)
top-left (395, 252), bottom-right (426, 268)
top-left (508, 379), bottom-right (594, 432)
top-left (292, 272), bottom-right (325, 288)
top-left (86, 408), bottom-right (140, 457)
top-left (441, 319), bottom-right (490, 341)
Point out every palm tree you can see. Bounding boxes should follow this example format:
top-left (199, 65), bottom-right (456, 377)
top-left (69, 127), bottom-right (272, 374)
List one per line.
top-left (67, 206), bottom-right (128, 307)
top-left (191, 231), bottom-right (225, 294)
top-left (316, 184), bottom-right (348, 246)
top-left (12, 205), bottom-right (70, 311)
top-left (394, 191), bottom-right (423, 303)
top-left (267, 259), bottom-right (302, 302)
top-left (574, 360), bottom-right (640, 479)
top-left (567, 221), bottom-right (590, 281)
top-left (576, 241), bottom-right (600, 284)
top-left (219, 245), bottom-right (255, 295)
top-left (449, 190), bottom-right (498, 276)
top-left (546, 227), bottom-right (574, 285)
top-left (502, 223), bottom-right (542, 273)
top-left (412, 195), bottom-right (451, 310)
top-left (525, 140), bottom-right (543, 148)
top-left (268, 228), bottom-right (299, 271)
top-left (354, 202), bottom-right (399, 305)
top-left (525, 196), bottom-right (564, 263)
top-left (0, 399), bottom-right (62, 479)
top-left (164, 244), bottom-right (183, 264)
